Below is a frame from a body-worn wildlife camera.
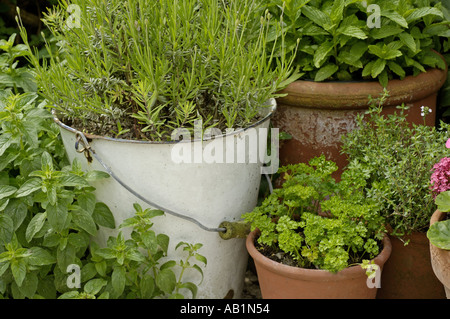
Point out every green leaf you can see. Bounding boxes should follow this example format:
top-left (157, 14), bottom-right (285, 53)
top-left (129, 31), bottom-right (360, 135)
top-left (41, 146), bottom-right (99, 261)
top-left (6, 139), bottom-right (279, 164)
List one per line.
top-left (156, 268), bottom-right (176, 294)
top-left (371, 25), bottom-right (404, 39)
top-left (330, 0), bottom-right (345, 24)
top-left (28, 247), bottom-right (56, 266)
top-left (4, 199), bottom-right (28, 231)
top-left (157, 234), bottom-right (170, 254)
top-left (112, 266), bottom-right (126, 296)
top-left (405, 7), bottom-right (443, 23)
top-left (77, 193), bottom-right (96, 215)
top-left (25, 212), bottom-right (47, 242)
top-left (302, 5), bottom-right (332, 31)
top-left (387, 61), bottom-right (406, 78)
top-left (56, 244), bottom-right (77, 272)
top-left (17, 272), bottom-right (38, 298)
top-left (371, 59), bottom-right (386, 78)
top-left (314, 64), bottom-right (339, 82)
top-left (11, 259), bottom-right (27, 287)
top-left (178, 281), bottom-right (198, 299)
top-left (435, 191), bottom-right (450, 212)
top-left (0, 185), bottom-right (17, 200)
top-left (337, 26), bottom-right (367, 39)
top-left (140, 275), bottom-right (155, 299)
top-left (382, 10), bottom-right (408, 28)
top-left (85, 170), bottom-right (110, 182)
top-left (92, 202), bottom-right (115, 229)
top-left (427, 219), bottom-right (450, 250)
top-left (398, 32), bottom-right (416, 52)
top-left (15, 178), bottom-right (41, 198)
top-left (84, 278), bottom-right (107, 295)
top-left (0, 135), bottom-right (12, 157)
top-left (46, 203), bottom-right (68, 233)
top-left (59, 174), bottom-right (90, 188)
top-left (313, 41), bottom-right (334, 68)
top-left (195, 253), bottom-right (207, 266)
top-left (0, 214), bottom-right (14, 244)
top-left (72, 207), bottom-right (97, 236)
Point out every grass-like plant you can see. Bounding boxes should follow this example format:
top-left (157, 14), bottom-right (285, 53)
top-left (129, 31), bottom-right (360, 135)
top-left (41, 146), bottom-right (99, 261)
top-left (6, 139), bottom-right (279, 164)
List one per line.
top-left (18, 0), bottom-right (299, 141)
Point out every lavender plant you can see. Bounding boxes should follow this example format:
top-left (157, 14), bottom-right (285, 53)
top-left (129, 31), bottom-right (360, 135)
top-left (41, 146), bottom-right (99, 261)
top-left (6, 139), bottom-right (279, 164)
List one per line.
top-left (18, 0), bottom-right (299, 141)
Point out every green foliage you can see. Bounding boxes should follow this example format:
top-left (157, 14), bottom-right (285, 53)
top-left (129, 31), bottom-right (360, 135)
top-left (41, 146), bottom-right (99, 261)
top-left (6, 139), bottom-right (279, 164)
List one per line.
top-left (0, 33), bottom-right (36, 93)
top-left (427, 191), bottom-right (450, 250)
top-left (0, 91), bottom-right (206, 299)
top-left (18, 0), bottom-right (300, 141)
top-left (59, 203), bottom-right (207, 299)
top-left (341, 90), bottom-right (450, 237)
top-left (263, 0), bottom-right (449, 86)
top-left (427, 218), bottom-right (450, 250)
top-left (242, 155), bottom-right (386, 273)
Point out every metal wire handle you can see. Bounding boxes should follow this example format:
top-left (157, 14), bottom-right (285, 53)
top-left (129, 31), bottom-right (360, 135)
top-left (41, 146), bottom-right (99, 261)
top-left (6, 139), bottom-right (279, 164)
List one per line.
top-left (74, 131), bottom-right (227, 233)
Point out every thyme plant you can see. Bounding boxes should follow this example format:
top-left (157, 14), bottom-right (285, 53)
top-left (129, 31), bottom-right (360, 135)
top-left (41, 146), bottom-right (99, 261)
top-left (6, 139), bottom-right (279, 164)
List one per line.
top-left (18, 0), bottom-right (299, 140)
top-left (341, 91), bottom-right (450, 237)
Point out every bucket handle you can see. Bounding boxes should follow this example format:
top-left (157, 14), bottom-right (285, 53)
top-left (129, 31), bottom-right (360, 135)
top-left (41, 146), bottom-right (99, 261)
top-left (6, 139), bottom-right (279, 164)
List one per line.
top-left (75, 131), bottom-right (234, 234)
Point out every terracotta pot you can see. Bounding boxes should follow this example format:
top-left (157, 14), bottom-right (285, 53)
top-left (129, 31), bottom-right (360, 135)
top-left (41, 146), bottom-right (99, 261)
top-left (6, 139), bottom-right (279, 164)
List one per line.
top-left (246, 229), bottom-right (392, 299)
top-left (377, 231), bottom-right (447, 299)
top-left (273, 63), bottom-right (448, 178)
top-left (429, 210), bottom-right (450, 298)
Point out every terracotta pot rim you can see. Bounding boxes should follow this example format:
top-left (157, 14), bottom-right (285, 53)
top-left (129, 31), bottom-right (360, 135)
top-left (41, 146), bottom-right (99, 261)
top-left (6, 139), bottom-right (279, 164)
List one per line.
top-left (430, 209), bottom-right (447, 226)
top-left (246, 228), bottom-right (392, 281)
top-left (276, 60), bottom-right (448, 110)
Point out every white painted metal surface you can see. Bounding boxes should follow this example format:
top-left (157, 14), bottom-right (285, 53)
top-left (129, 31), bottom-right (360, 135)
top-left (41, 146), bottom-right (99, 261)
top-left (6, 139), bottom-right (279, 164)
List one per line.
top-left (56, 99), bottom-right (276, 299)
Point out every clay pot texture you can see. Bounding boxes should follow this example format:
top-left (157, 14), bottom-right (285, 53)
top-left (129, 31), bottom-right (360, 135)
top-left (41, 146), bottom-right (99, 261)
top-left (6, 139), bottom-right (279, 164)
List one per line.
top-left (273, 64), bottom-right (448, 178)
top-left (429, 210), bottom-right (450, 298)
top-left (377, 230), bottom-right (447, 299)
top-left (246, 229), bottom-right (392, 299)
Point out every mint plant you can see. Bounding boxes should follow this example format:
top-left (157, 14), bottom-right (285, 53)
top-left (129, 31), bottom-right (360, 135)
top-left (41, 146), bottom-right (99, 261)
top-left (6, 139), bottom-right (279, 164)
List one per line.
top-left (263, 0), bottom-right (449, 86)
top-left (0, 33), bottom-right (37, 93)
top-left (18, 0), bottom-right (299, 141)
top-left (0, 91), bottom-right (206, 299)
top-left (242, 155), bottom-right (386, 273)
top-left (341, 90), bottom-right (450, 237)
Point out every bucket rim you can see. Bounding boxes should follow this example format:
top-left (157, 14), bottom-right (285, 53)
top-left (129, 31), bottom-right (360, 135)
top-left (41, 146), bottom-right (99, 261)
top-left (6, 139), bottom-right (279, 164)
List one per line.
top-left (53, 98), bottom-right (276, 145)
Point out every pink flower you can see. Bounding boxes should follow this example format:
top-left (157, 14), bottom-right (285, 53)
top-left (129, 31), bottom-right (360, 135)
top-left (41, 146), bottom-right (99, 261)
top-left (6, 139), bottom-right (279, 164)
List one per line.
top-left (431, 157), bottom-right (450, 196)
top-left (446, 138), bottom-right (450, 149)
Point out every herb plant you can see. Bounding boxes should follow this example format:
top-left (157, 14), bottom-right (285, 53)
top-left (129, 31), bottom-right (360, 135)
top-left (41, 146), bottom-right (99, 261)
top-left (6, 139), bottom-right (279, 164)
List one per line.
top-left (18, 0), bottom-right (299, 141)
top-left (0, 91), bottom-right (206, 298)
top-left (263, 0), bottom-right (449, 86)
top-left (242, 155), bottom-right (386, 273)
top-left (60, 203), bottom-right (206, 299)
top-left (341, 90), bottom-right (450, 237)
top-left (0, 33), bottom-right (37, 93)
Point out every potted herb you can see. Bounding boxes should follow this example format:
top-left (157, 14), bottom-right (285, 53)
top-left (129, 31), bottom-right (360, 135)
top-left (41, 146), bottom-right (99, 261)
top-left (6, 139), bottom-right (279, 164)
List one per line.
top-left (263, 0), bottom-right (449, 174)
top-left (341, 91), bottom-right (449, 298)
top-left (242, 155), bottom-right (391, 299)
top-left (18, 0), bottom-right (299, 298)
top-left (428, 143), bottom-right (450, 298)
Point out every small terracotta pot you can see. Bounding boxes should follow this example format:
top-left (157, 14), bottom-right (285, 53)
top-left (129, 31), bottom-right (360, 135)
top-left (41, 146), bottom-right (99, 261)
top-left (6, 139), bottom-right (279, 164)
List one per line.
top-left (246, 229), bottom-right (392, 299)
top-left (377, 230), bottom-right (447, 299)
top-left (429, 210), bottom-right (450, 298)
top-left (273, 61), bottom-right (448, 178)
